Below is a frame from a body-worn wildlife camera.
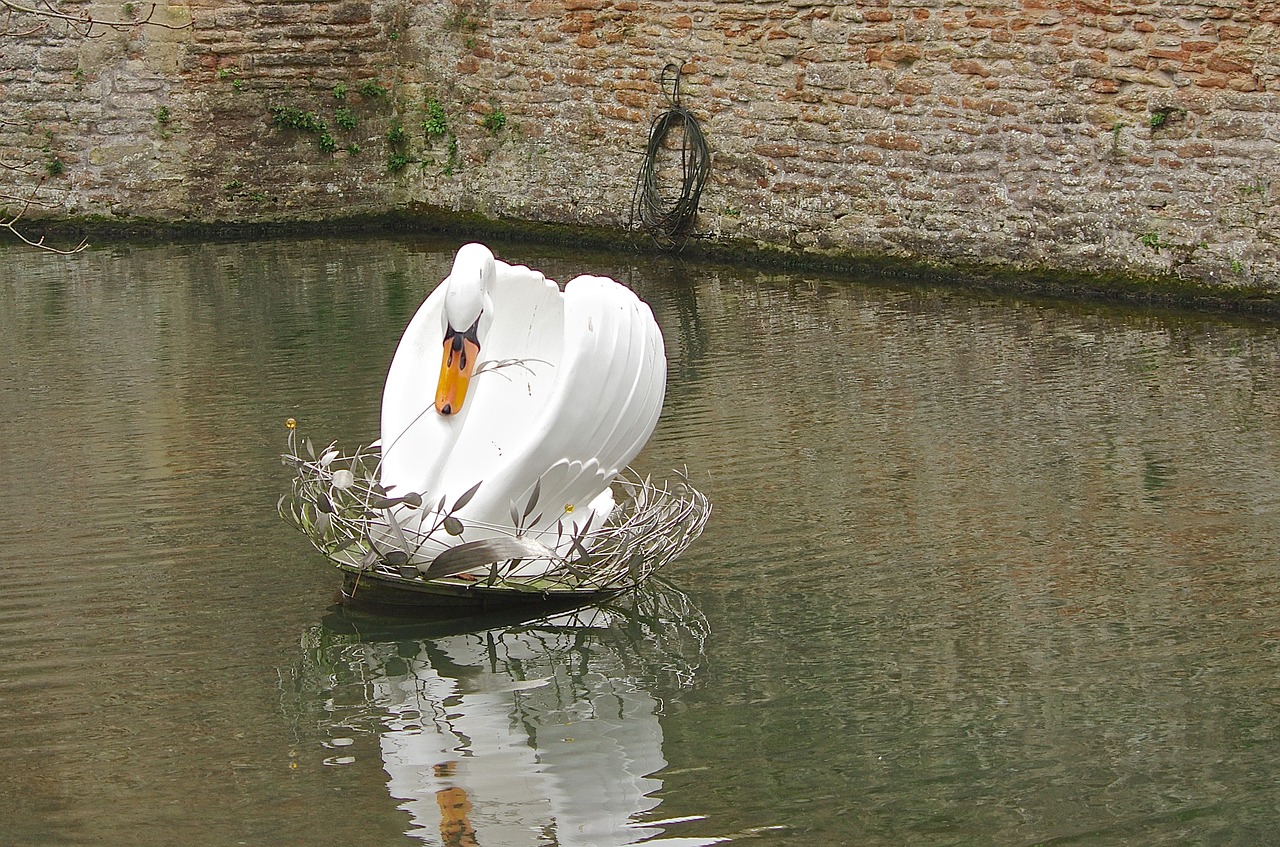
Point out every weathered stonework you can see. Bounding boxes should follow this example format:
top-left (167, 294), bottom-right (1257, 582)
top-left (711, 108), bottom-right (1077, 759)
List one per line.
top-left (3, 1), bottom-right (1278, 292)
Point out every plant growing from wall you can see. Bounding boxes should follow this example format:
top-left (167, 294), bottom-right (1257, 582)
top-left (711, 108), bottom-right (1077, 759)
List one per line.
top-left (385, 121), bottom-right (413, 173)
top-left (481, 107), bottom-right (507, 136)
top-left (29, 130), bottom-right (65, 178)
top-left (43, 146), bottom-right (64, 177)
top-left (221, 179), bottom-right (269, 205)
top-left (1139, 231), bottom-right (1168, 253)
top-left (445, 0), bottom-right (487, 48)
top-left (334, 107), bottom-right (357, 131)
top-left (217, 67), bottom-right (243, 91)
top-left (382, 0), bottom-right (409, 46)
top-left (270, 105), bottom-right (339, 155)
top-left (421, 98), bottom-right (459, 175)
top-left (448, 134), bottom-right (460, 173)
top-left (1149, 106), bottom-right (1185, 133)
top-left (1138, 230), bottom-right (1206, 271)
top-left (387, 151), bottom-right (412, 173)
top-left (1238, 180), bottom-right (1270, 199)
top-left (262, 75), bottom-right (400, 169)
top-left (271, 105), bottom-right (325, 134)
top-left (446, 6), bottom-right (480, 33)
top-left (422, 99), bottom-right (448, 139)
top-left (154, 104), bottom-right (174, 140)
top-left (1108, 122), bottom-right (1127, 160)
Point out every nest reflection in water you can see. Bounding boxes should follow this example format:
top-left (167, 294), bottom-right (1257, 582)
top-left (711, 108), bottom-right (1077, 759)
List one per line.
top-left (281, 581), bottom-right (720, 845)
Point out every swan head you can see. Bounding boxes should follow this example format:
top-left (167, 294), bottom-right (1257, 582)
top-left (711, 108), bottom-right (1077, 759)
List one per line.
top-left (435, 243), bottom-right (496, 416)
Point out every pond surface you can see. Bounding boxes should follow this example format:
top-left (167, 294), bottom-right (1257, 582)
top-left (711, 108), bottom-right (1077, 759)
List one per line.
top-left (2, 235), bottom-right (1280, 846)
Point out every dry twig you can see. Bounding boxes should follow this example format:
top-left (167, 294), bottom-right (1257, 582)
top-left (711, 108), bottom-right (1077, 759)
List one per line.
top-left (1, 0), bottom-right (191, 37)
top-left (2, 180), bottom-right (88, 254)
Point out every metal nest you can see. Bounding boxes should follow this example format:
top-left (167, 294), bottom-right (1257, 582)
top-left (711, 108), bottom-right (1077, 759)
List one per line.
top-left (279, 422), bottom-right (711, 603)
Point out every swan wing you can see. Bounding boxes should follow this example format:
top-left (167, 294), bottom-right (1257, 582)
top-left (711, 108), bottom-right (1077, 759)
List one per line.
top-left (571, 276), bottom-right (666, 476)
top-left (467, 275), bottom-right (665, 535)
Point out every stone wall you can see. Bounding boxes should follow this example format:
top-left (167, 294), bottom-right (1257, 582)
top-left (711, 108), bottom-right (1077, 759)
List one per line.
top-left (3, 0), bottom-right (1278, 290)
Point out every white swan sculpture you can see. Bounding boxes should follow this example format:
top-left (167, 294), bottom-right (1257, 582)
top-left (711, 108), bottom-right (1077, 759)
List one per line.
top-left (281, 243), bottom-right (709, 603)
top-left (377, 242), bottom-right (666, 562)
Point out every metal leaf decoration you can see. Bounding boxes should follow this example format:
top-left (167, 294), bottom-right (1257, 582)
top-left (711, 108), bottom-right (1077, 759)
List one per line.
top-left (523, 478), bottom-right (541, 519)
top-left (451, 480), bottom-right (483, 513)
top-left (422, 536), bottom-right (560, 580)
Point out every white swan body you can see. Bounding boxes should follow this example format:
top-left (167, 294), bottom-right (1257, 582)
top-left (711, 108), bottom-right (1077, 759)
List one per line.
top-left (378, 243), bottom-right (666, 564)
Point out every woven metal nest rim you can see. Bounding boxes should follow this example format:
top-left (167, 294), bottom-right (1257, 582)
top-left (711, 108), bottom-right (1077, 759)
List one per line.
top-left (280, 431), bottom-right (710, 601)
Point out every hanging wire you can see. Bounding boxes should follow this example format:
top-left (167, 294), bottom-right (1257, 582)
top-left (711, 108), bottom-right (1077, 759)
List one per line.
top-left (629, 63), bottom-right (711, 251)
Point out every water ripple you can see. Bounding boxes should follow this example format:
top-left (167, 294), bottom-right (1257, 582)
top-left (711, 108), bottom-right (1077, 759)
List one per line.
top-left (4, 240), bottom-right (1280, 845)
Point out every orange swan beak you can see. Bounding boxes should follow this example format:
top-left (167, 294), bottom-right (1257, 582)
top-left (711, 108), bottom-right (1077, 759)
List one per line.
top-left (435, 320), bottom-right (481, 416)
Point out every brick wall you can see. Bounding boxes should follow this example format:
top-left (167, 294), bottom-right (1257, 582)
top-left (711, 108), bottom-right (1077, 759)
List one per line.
top-left (3, 0), bottom-right (1278, 289)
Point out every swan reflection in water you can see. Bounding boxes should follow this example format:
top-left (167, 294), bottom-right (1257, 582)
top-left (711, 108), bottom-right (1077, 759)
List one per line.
top-left (293, 582), bottom-right (723, 846)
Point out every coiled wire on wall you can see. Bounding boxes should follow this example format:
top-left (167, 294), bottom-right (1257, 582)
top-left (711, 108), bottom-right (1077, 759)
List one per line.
top-left (629, 63), bottom-right (711, 250)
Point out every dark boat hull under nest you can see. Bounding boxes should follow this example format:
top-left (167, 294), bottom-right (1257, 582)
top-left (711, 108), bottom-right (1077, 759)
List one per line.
top-left (338, 570), bottom-right (623, 614)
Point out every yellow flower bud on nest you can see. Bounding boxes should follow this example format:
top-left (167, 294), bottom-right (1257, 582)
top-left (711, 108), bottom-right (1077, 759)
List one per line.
top-left (286, 418), bottom-right (297, 430)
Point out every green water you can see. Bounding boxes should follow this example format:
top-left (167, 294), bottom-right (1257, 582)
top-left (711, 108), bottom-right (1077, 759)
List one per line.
top-left (2, 235), bottom-right (1279, 845)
